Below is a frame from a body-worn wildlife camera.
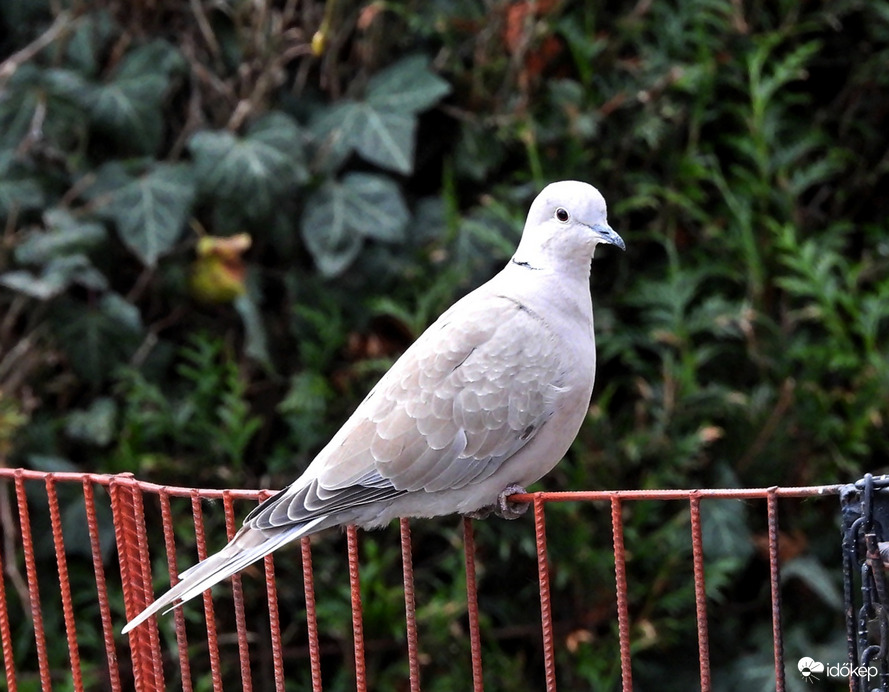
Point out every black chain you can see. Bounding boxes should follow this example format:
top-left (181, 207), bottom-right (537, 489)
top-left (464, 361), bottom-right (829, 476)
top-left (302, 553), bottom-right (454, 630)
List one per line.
top-left (842, 473), bottom-right (889, 691)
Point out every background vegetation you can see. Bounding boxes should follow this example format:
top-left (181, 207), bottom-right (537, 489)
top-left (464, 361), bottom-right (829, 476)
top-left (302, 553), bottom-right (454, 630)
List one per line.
top-left (1, 0), bottom-right (888, 689)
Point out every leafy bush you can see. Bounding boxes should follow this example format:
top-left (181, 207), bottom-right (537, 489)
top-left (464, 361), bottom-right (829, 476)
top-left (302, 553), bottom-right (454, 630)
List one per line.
top-left (1, 0), bottom-right (888, 689)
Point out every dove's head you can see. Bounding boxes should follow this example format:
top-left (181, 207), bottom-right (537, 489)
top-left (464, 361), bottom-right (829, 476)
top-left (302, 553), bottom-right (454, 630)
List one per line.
top-left (513, 181), bottom-right (625, 274)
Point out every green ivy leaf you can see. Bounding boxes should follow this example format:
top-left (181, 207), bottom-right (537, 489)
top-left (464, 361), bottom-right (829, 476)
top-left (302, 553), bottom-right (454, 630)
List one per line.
top-left (308, 101), bottom-right (358, 173)
top-left (310, 56), bottom-right (450, 175)
top-left (89, 40), bottom-right (184, 153)
top-left (235, 291), bottom-right (272, 369)
top-left (27, 454), bottom-right (79, 473)
top-left (94, 162), bottom-right (195, 266)
top-left (15, 209), bottom-right (107, 265)
top-left (355, 106), bottom-right (416, 175)
top-left (0, 64), bottom-right (91, 156)
top-left (301, 197), bottom-right (363, 277)
top-left (313, 100), bottom-right (415, 175)
top-left (189, 111), bottom-right (307, 223)
top-left (0, 151), bottom-right (45, 216)
top-left (0, 255), bottom-right (108, 300)
top-left (366, 55), bottom-right (451, 113)
top-left (0, 18), bottom-right (107, 150)
top-left (0, 65), bottom-right (46, 148)
top-left (342, 173), bottom-right (410, 242)
top-left (52, 295), bottom-right (143, 384)
top-left (65, 10), bottom-right (117, 78)
top-left (301, 173), bottom-right (408, 276)
top-left (100, 292), bottom-right (143, 332)
top-left (65, 397), bottom-right (118, 446)
top-left (0, 175), bottom-right (45, 219)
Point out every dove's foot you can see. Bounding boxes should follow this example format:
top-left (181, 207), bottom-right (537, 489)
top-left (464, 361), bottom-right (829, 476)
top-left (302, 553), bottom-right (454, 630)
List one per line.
top-left (463, 485), bottom-right (529, 520)
top-left (495, 484), bottom-right (529, 520)
top-left (464, 506), bottom-right (493, 520)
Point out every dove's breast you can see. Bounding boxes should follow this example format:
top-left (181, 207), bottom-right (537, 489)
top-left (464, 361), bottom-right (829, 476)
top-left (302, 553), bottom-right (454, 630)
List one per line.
top-left (362, 285), bottom-right (596, 521)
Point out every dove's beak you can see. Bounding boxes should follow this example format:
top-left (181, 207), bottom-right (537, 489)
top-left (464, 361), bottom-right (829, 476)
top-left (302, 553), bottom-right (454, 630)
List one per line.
top-left (591, 222), bottom-right (626, 251)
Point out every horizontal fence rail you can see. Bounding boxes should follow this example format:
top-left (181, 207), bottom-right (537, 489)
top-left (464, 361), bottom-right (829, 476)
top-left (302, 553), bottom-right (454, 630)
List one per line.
top-left (0, 467), bottom-right (843, 691)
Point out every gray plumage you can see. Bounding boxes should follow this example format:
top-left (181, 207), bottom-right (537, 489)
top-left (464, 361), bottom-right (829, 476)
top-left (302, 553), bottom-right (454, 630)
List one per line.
top-left (122, 180), bottom-right (625, 634)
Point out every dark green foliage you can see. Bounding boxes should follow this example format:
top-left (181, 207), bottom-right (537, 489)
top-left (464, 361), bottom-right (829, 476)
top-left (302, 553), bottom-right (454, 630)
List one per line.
top-left (1, 0), bottom-right (888, 689)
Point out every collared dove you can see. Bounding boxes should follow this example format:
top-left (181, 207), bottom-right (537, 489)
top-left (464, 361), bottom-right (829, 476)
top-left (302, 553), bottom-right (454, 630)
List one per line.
top-left (122, 180), bottom-right (625, 634)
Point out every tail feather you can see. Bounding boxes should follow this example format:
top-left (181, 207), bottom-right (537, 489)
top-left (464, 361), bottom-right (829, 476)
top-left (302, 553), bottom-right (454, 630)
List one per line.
top-left (122, 515), bottom-right (328, 634)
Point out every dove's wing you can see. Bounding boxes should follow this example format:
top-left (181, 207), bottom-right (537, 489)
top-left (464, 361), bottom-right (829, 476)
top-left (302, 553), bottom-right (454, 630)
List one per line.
top-left (244, 292), bottom-right (569, 533)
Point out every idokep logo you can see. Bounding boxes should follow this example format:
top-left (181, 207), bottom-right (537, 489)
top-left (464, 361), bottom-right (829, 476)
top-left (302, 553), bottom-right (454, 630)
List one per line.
top-left (797, 656), bottom-right (879, 683)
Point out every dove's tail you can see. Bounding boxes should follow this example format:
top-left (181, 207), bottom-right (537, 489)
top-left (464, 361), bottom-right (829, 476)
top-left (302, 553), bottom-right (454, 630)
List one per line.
top-left (121, 515), bottom-right (329, 634)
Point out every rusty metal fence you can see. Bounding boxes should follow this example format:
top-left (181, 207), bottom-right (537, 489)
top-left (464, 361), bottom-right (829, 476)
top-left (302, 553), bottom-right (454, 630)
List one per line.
top-left (0, 467), bottom-right (847, 691)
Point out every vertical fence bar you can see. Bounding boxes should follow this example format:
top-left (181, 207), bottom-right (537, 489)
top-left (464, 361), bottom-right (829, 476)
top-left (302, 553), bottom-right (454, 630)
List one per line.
top-left (0, 481), bottom-right (18, 692)
top-left (347, 525), bottom-right (368, 691)
top-left (190, 491), bottom-right (223, 691)
top-left (0, 552), bottom-right (15, 692)
top-left (534, 496), bottom-right (557, 692)
top-left (842, 496), bottom-right (858, 692)
top-left (689, 494), bottom-right (712, 692)
top-left (463, 517), bottom-right (484, 692)
top-left (130, 483), bottom-right (166, 689)
top-left (158, 490), bottom-right (194, 692)
top-left (347, 524), bottom-right (368, 690)
top-left (82, 481), bottom-right (122, 692)
top-left (767, 490), bottom-right (786, 692)
top-left (263, 551), bottom-right (287, 692)
top-left (610, 496), bottom-right (633, 692)
top-left (400, 518), bottom-right (422, 692)
top-left (14, 470), bottom-right (52, 690)
top-left (223, 492), bottom-right (254, 692)
top-left (45, 476), bottom-right (84, 690)
top-left (300, 537), bottom-right (322, 692)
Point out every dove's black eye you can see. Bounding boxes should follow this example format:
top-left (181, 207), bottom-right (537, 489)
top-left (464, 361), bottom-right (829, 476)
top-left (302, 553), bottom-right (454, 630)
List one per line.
top-left (555, 207), bottom-right (570, 222)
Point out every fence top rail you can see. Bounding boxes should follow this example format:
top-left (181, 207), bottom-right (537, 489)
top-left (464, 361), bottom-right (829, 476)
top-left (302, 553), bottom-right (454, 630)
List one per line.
top-left (0, 467), bottom-right (843, 502)
top-left (511, 485), bottom-right (843, 502)
top-left (0, 467), bottom-right (267, 500)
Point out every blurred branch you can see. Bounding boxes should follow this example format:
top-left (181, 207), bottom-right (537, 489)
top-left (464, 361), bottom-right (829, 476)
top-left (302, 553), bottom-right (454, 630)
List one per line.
top-left (0, 11), bottom-right (76, 87)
